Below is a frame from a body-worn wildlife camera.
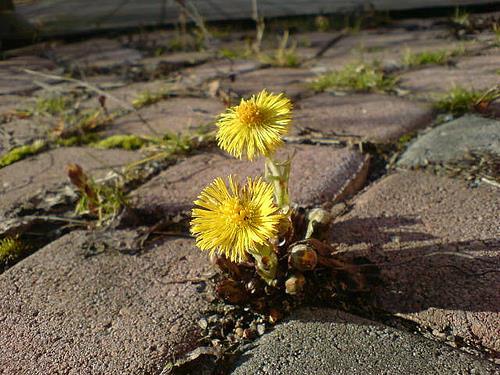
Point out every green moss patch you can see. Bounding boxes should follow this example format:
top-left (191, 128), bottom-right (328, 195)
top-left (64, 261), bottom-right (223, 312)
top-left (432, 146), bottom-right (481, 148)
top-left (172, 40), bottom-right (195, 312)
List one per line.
top-left (0, 140), bottom-right (47, 168)
top-left (93, 134), bottom-right (147, 150)
top-left (0, 236), bottom-right (24, 265)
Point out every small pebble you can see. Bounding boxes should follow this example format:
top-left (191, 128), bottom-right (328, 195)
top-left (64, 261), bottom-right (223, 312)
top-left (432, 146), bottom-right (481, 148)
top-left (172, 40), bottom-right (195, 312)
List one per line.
top-left (235, 327), bottom-right (244, 337)
top-left (198, 318), bottom-right (208, 330)
top-left (257, 324), bottom-right (265, 336)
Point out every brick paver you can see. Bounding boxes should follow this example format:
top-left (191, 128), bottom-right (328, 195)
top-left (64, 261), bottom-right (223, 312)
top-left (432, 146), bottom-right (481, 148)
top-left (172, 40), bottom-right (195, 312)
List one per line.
top-left (0, 231), bottom-right (212, 374)
top-left (329, 171), bottom-right (500, 353)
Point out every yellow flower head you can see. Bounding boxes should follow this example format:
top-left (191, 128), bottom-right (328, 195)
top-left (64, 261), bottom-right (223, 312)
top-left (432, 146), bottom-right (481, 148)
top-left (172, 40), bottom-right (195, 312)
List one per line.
top-left (190, 176), bottom-right (282, 262)
top-left (216, 90), bottom-right (292, 160)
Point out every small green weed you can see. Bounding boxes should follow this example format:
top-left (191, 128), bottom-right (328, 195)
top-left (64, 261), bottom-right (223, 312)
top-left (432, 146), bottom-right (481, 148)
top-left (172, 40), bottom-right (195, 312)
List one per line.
top-left (312, 62), bottom-right (397, 92)
top-left (34, 95), bottom-right (73, 116)
top-left (452, 8), bottom-right (470, 28)
top-left (314, 15), bottom-right (331, 32)
top-left (493, 23), bottom-right (500, 47)
top-left (259, 31), bottom-right (301, 67)
top-left (218, 48), bottom-right (248, 60)
top-left (132, 90), bottom-right (170, 108)
top-left (53, 108), bottom-right (114, 140)
top-left (0, 140), bottom-right (46, 168)
top-left (127, 128), bottom-right (214, 170)
top-left (402, 47), bottom-right (464, 67)
top-left (68, 164), bottom-right (128, 227)
top-left (434, 87), bottom-right (500, 115)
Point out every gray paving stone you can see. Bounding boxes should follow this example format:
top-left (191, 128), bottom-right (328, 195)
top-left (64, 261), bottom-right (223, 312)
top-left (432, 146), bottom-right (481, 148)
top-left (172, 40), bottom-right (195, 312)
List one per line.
top-left (221, 67), bottom-right (316, 101)
top-left (107, 97), bottom-right (225, 137)
top-left (294, 93), bottom-right (433, 143)
top-left (397, 115), bottom-right (500, 168)
top-left (0, 231), bottom-right (212, 374)
top-left (0, 147), bottom-right (142, 219)
top-left (132, 144), bottom-right (369, 217)
top-left (232, 307), bottom-right (496, 375)
top-left (329, 171), bottom-right (500, 353)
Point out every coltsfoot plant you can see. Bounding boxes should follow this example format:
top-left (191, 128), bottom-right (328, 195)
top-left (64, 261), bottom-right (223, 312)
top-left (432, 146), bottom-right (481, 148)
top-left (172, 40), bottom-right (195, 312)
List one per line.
top-left (190, 89), bottom-right (370, 313)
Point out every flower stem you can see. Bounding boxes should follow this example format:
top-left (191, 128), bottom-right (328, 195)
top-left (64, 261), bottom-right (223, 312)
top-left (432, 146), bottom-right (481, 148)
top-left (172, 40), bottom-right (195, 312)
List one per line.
top-left (265, 156), bottom-right (291, 213)
top-left (247, 243), bottom-right (278, 286)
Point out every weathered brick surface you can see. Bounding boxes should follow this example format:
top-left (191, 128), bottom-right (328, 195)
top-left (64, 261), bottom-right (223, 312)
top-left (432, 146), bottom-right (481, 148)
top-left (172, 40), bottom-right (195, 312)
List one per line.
top-left (399, 52), bottom-right (500, 94)
top-left (108, 97), bottom-right (224, 136)
top-left (0, 231), bottom-right (212, 374)
top-left (179, 59), bottom-right (263, 86)
top-left (220, 67), bottom-right (315, 100)
top-left (331, 29), bottom-right (445, 51)
top-left (46, 38), bottom-right (142, 72)
top-left (80, 80), bottom-right (185, 112)
top-left (313, 29), bottom-right (462, 71)
top-left (329, 171), bottom-right (500, 353)
top-left (139, 51), bottom-right (212, 77)
top-left (294, 31), bottom-right (341, 49)
top-left (132, 144), bottom-right (369, 216)
top-left (0, 147), bottom-right (142, 217)
top-left (0, 118), bottom-right (50, 154)
top-left (294, 93), bottom-right (433, 143)
top-left (0, 56), bottom-right (58, 95)
top-left (0, 95), bottom-right (32, 118)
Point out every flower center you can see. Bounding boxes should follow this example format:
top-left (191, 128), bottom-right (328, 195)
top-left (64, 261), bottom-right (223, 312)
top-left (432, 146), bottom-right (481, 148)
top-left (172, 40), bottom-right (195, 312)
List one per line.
top-left (237, 102), bottom-right (264, 127)
top-left (223, 200), bottom-right (253, 227)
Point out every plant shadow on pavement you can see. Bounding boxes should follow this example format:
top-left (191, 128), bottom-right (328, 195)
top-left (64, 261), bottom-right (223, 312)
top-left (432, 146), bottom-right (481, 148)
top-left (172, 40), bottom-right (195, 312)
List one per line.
top-left (330, 215), bottom-right (499, 314)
